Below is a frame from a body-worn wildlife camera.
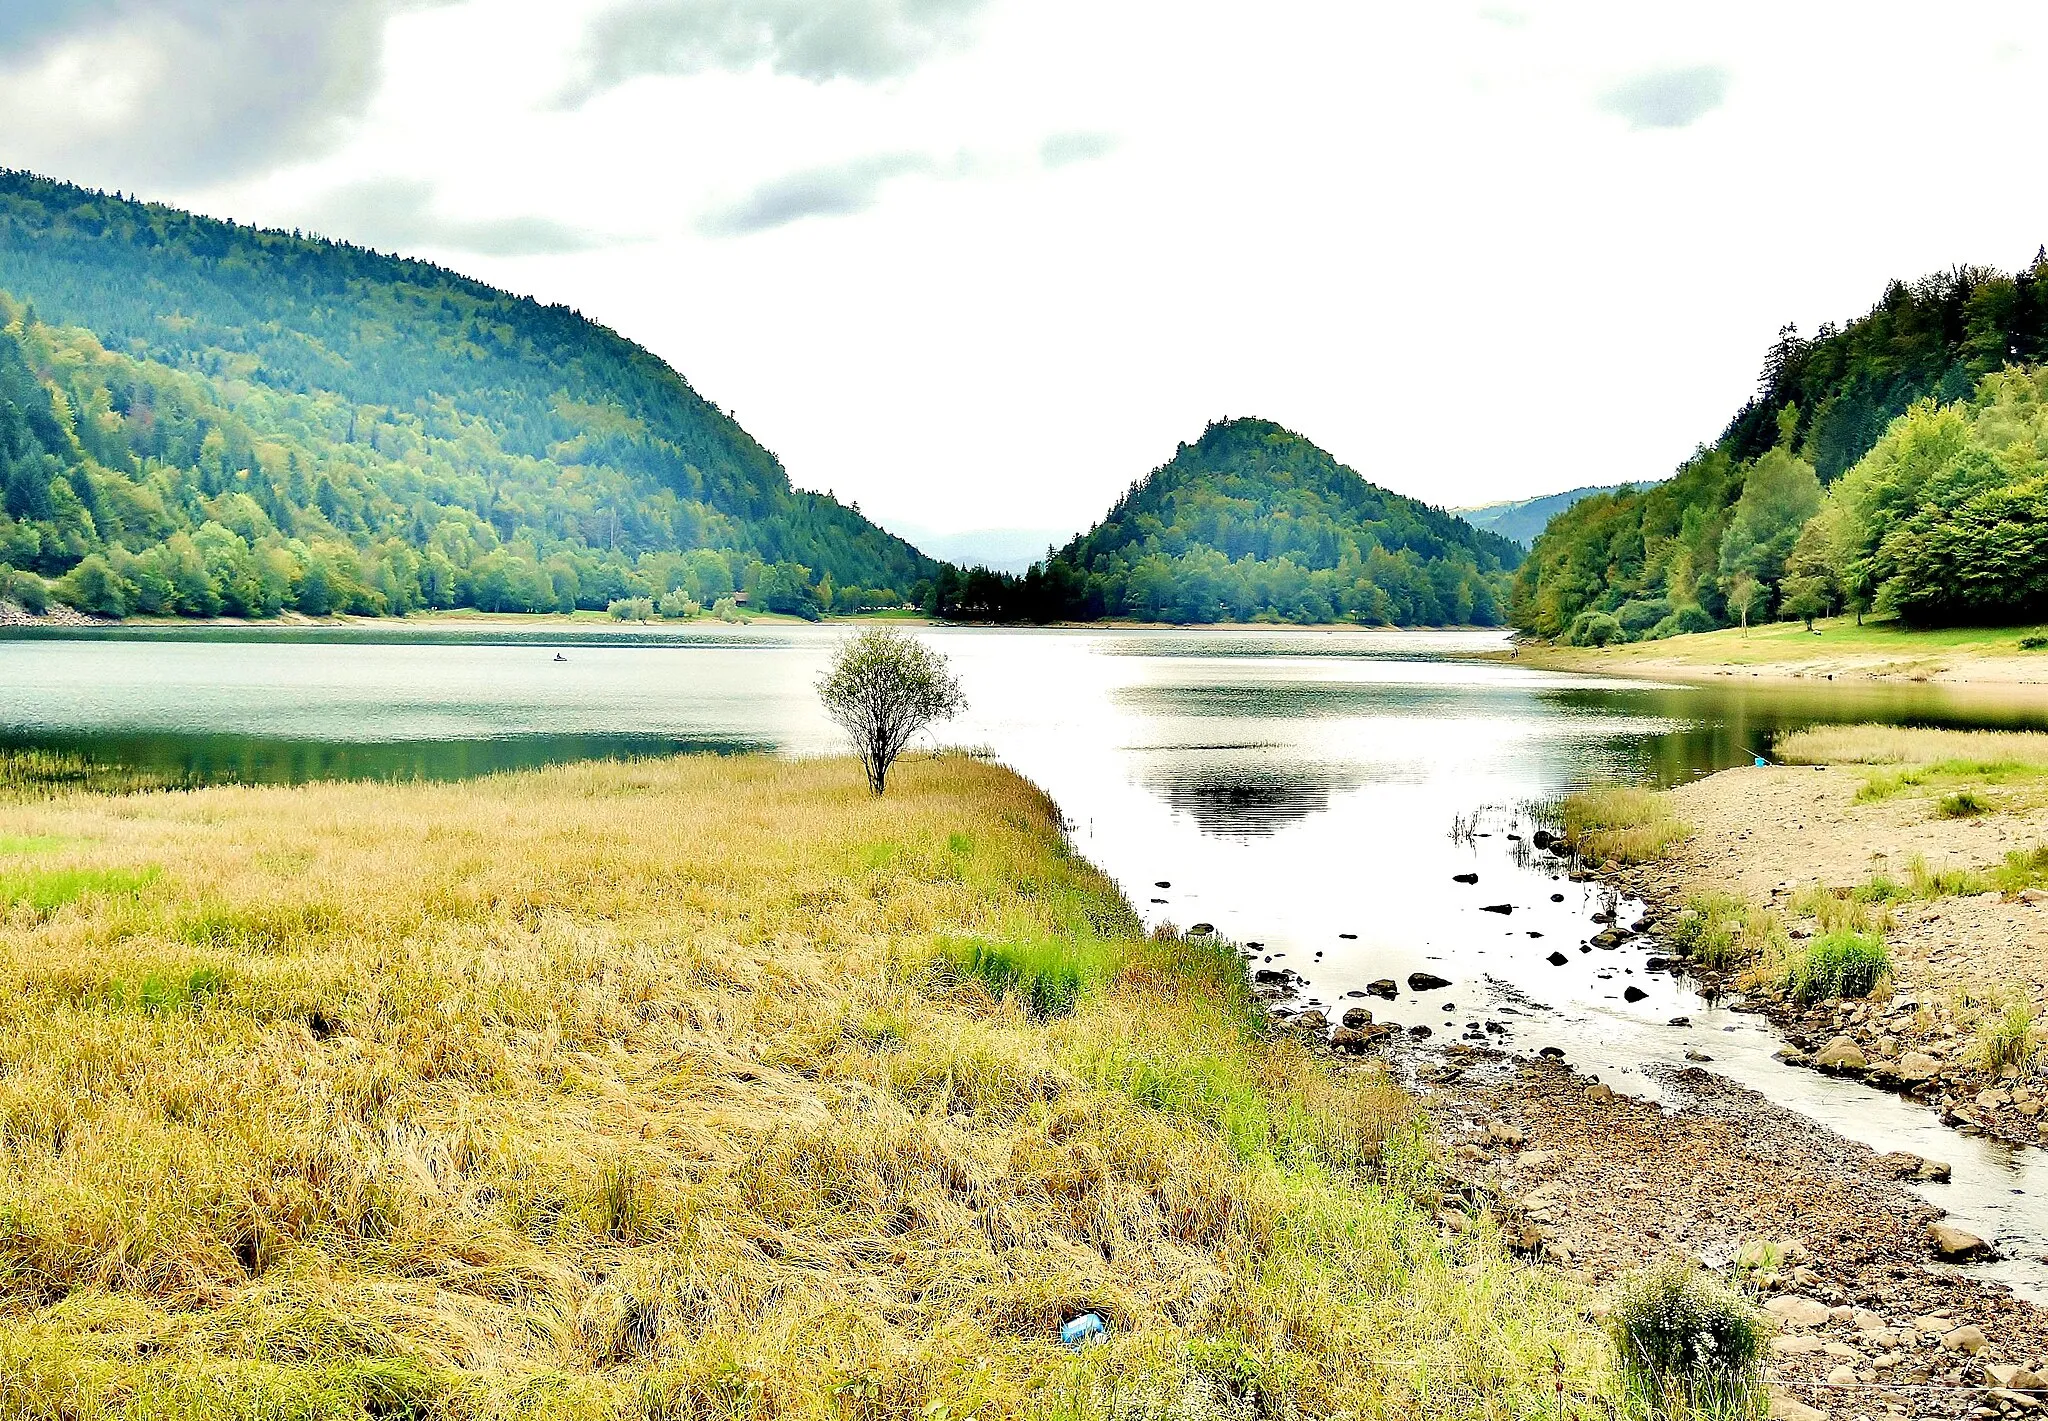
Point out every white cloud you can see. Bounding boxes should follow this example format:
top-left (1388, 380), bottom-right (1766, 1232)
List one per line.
top-left (1598, 65), bottom-right (1731, 130)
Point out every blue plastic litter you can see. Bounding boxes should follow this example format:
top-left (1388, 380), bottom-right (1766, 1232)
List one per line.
top-left (1754, 756), bottom-right (1768, 767)
top-left (1060, 1313), bottom-right (1107, 1348)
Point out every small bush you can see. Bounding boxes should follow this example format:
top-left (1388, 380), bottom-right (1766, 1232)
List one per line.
top-left (1938, 790), bottom-right (1993, 818)
top-left (1609, 1261), bottom-right (1766, 1416)
top-left (940, 935), bottom-right (1118, 1019)
top-left (656, 589), bottom-right (700, 619)
top-left (607, 596), bottom-right (656, 622)
top-left (1566, 610), bottom-right (1623, 647)
top-left (2020, 634), bottom-right (2048, 651)
top-left (1781, 930), bottom-right (1889, 1004)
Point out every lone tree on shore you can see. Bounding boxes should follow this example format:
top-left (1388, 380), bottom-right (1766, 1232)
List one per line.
top-left (818, 627), bottom-right (966, 795)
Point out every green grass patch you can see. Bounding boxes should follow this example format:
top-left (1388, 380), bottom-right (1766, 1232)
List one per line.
top-left (0, 835), bottom-right (67, 856)
top-left (1780, 930), bottom-right (1890, 1004)
top-left (0, 865), bottom-right (158, 915)
top-left (105, 965), bottom-right (229, 1015)
top-left (940, 934), bottom-right (1119, 1019)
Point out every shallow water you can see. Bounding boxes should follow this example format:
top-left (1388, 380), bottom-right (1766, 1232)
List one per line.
top-left (6, 622), bottom-right (2048, 1290)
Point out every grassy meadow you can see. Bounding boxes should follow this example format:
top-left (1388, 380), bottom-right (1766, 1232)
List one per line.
top-left (0, 753), bottom-right (1615, 1419)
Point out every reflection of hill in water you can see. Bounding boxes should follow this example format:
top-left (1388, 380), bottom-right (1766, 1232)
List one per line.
top-left (1142, 758), bottom-right (1364, 837)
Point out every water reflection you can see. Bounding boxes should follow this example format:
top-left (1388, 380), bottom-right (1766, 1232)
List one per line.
top-left (1144, 758), bottom-right (1364, 837)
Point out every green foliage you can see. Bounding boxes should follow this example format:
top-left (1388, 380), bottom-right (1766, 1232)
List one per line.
top-left (1973, 1002), bottom-right (2038, 1073)
top-left (1513, 256), bottom-right (2048, 639)
top-left (1781, 930), bottom-right (1890, 1004)
top-left (0, 170), bottom-right (932, 621)
top-left (1608, 1262), bottom-right (1767, 1418)
top-left (933, 419), bottom-right (1520, 626)
top-left (940, 935), bottom-right (1118, 1019)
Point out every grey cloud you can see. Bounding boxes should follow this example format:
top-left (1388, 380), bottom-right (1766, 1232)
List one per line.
top-left (0, 0), bottom-right (453, 187)
top-left (1040, 130), bottom-right (1118, 169)
top-left (303, 179), bottom-right (609, 257)
top-left (1598, 65), bottom-right (1731, 131)
top-left (566, 0), bottom-right (989, 101)
top-left (698, 152), bottom-right (939, 237)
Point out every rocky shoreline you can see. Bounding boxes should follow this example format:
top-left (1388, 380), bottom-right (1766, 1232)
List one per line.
top-left (0, 598), bottom-right (99, 628)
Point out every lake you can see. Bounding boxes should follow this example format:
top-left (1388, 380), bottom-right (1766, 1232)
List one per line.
top-left (7, 621), bottom-right (2048, 1287)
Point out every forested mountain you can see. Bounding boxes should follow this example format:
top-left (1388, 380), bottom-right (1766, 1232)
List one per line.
top-left (0, 170), bottom-right (932, 619)
top-left (933, 418), bottom-right (1520, 625)
top-left (1457, 484), bottom-right (1633, 550)
top-left (1513, 255), bottom-right (2048, 641)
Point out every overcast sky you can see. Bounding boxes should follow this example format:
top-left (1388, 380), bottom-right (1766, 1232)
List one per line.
top-left (2, 1), bottom-right (2044, 546)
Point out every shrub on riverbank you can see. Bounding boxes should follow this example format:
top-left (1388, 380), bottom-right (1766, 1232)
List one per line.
top-left (1558, 787), bottom-right (1690, 865)
top-left (0, 754), bottom-right (1619, 1418)
top-left (1608, 1261), bottom-right (1767, 1418)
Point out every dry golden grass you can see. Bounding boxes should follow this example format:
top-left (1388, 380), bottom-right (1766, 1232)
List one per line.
top-left (1775, 724), bottom-right (2048, 768)
top-left (1557, 788), bottom-right (1690, 866)
top-left (0, 755), bottom-right (1616, 1418)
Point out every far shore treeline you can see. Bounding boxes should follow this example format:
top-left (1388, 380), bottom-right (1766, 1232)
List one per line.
top-left (0, 171), bottom-right (1518, 630)
top-left (1511, 254), bottom-right (2048, 644)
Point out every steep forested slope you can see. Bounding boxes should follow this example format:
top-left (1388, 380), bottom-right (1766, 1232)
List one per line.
top-left (935, 418), bottom-right (1519, 625)
top-left (1512, 256), bottom-right (2048, 641)
top-left (0, 170), bottom-right (931, 618)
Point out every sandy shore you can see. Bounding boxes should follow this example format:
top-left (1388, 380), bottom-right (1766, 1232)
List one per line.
top-left (1506, 619), bottom-right (2048, 689)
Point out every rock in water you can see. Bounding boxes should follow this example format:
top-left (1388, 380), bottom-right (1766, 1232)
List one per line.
top-left (1622, 985), bottom-right (1648, 1002)
top-left (1481, 903), bottom-right (1513, 915)
top-left (1407, 971), bottom-right (1452, 992)
top-left (1189, 922), bottom-right (1215, 935)
top-left (1292, 1010), bottom-right (1328, 1031)
top-left (1341, 1007), bottom-right (1373, 1029)
top-left (1366, 978), bottom-right (1399, 999)
top-left (1453, 872), bottom-right (1478, 885)
top-left (1929, 1223), bottom-right (1994, 1260)
top-left (1814, 1036), bottom-right (1866, 1071)
top-left (1546, 951), bottom-right (1569, 966)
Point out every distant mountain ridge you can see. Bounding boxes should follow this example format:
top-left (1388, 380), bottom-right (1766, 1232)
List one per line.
top-left (932, 417), bottom-right (1521, 625)
top-left (0, 169), bottom-right (931, 619)
top-left (1455, 484), bottom-right (1636, 549)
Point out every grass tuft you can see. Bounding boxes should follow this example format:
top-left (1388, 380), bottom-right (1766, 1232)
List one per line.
top-left (1779, 930), bottom-right (1890, 1004)
top-left (1973, 1002), bottom-right (2040, 1073)
top-left (0, 864), bottom-right (158, 915)
top-left (1938, 789), bottom-right (1994, 818)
